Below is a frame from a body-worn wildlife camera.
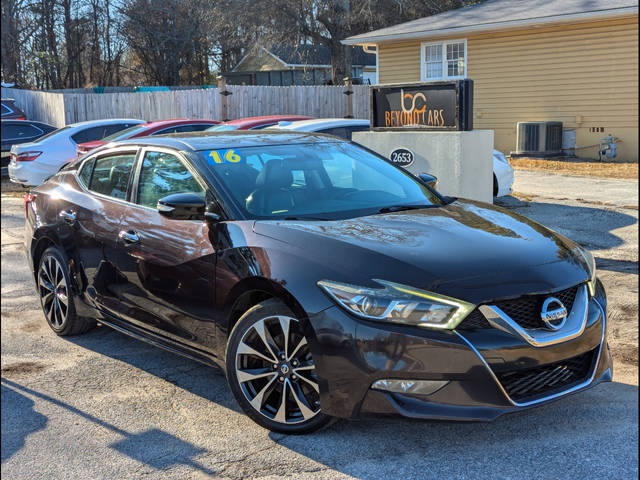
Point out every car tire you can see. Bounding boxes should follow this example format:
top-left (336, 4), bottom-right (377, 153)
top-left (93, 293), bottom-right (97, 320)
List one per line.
top-left (493, 174), bottom-right (499, 197)
top-left (37, 246), bottom-right (95, 336)
top-left (226, 298), bottom-right (332, 434)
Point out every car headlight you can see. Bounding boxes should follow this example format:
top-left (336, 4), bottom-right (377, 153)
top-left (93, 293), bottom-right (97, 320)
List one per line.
top-left (317, 279), bottom-right (475, 329)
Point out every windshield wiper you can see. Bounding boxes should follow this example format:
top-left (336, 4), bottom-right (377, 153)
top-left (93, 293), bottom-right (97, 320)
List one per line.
top-left (377, 204), bottom-right (432, 214)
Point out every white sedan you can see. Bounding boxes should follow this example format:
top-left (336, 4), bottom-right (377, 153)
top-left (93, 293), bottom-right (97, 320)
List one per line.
top-left (9, 118), bottom-right (143, 186)
top-left (271, 118), bottom-right (514, 197)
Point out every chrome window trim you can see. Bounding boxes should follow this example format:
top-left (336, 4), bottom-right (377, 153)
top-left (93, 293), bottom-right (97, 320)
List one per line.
top-left (456, 296), bottom-right (606, 408)
top-left (478, 285), bottom-right (589, 348)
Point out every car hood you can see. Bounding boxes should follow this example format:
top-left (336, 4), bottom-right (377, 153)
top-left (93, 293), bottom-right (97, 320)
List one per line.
top-left (252, 200), bottom-right (590, 304)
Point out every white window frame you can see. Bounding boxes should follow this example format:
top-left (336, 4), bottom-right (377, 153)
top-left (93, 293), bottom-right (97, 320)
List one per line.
top-left (420, 39), bottom-right (467, 82)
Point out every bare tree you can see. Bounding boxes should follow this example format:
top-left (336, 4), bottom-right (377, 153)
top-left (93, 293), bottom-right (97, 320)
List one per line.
top-left (2, 0), bottom-right (478, 88)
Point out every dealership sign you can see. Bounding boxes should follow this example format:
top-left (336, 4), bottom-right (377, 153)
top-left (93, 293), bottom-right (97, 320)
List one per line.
top-left (370, 80), bottom-right (473, 131)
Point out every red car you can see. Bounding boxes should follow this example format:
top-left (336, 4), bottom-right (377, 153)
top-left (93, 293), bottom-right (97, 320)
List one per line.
top-left (76, 118), bottom-right (220, 156)
top-left (206, 115), bottom-right (313, 132)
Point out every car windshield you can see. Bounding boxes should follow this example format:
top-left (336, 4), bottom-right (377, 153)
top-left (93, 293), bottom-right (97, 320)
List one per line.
top-left (206, 124), bottom-right (239, 132)
top-left (202, 141), bottom-right (442, 220)
top-left (100, 125), bottom-right (146, 142)
top-left (31, 125), bottom-right (71, 143)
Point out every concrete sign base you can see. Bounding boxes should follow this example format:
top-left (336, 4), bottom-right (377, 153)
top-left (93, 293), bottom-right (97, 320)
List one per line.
top-left (353, 130), bottom-right (494, 203)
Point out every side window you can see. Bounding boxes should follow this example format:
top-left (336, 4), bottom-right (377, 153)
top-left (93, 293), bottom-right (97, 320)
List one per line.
top-left (77, 157), bottom-right (96, 187)
top-left (136, 151), bottom-right (204, 209)
top-left (71, 126), bottom-right (107, 144)
top-left (1, 104), bottom-right (10, 114)
top-left (88, 153), bottom-right (136, 200)
top-left (20, 124), bottom-right (44, 138)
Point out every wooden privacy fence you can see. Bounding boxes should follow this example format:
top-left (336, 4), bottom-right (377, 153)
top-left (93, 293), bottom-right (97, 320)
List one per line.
top-left (1, 85), bottom-right (370, 127)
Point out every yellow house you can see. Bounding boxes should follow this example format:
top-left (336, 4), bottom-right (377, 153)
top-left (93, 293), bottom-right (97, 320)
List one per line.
top-left (344, 0), bottom-right (639, 162)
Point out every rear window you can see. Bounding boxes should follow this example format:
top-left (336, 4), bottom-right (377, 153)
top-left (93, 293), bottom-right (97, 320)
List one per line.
top-left (1, 104), bottom-right (11, 115)
top-left (1, 123), bottom-right (43, 140)
top-left (71, 123), bottom-right (137, 144)
top-left (100, 125), bottom-right (146, 142)
top-left (30, 126), bottom-right (71, 143)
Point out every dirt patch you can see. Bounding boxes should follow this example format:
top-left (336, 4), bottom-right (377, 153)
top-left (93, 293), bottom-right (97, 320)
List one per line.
top-left (511, 192), bottom-right (536, 202)
top-left (20, 321), bottom-right (43, 333)
top-left (1, 361), bottom-right (46, 376)
top-left (612, 343), bottom-right (639, 366)
top-left (509, 157), bottom-right (638, 179)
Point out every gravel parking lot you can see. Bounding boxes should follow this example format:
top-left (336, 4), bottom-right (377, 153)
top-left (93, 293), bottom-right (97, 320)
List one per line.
top-left (2, 171), bottom-right (638, 480)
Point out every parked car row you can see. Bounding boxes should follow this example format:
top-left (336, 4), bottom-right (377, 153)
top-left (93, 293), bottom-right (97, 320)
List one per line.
top-left (5, 112), bottom-right (514, 197)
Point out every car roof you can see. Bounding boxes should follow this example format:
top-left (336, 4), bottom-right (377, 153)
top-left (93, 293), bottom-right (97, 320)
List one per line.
top-left (224, 115), bottom-right (312, 126)
top-left (67, 118), bottom-right (145, 129)
top-left (272, 118), bottom-right (370, 131)
top-left (103, 130), bottom-right (345, 152)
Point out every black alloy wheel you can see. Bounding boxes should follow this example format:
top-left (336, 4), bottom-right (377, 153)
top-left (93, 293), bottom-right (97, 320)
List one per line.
top-left (37, 247), bottom-right (95, 336)
top-left (226, 299), bottom-right (332, 433)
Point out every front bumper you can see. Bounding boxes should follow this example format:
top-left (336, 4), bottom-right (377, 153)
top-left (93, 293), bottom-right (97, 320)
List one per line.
top-left (306, 294), bottom-right (611, 420)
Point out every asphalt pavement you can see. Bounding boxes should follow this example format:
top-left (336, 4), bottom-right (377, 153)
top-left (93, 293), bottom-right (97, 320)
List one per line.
top-left (1, 171), bottom-right (638, 479)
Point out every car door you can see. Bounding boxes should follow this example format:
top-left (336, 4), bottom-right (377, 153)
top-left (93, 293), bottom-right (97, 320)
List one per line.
top-left (56, 148), bottom-right (139, 320)
top-left (111, 147), bottom-right (218, 352)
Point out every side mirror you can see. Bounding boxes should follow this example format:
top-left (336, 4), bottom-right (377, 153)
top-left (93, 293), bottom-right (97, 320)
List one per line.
top-left (157, 192), bottom-right (206, 220)
top-left (417, 173), bottom-right (438, 190)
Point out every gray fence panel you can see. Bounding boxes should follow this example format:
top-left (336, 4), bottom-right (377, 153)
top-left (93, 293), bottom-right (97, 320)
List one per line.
top-left (3, 85), bottom-right (370, 126)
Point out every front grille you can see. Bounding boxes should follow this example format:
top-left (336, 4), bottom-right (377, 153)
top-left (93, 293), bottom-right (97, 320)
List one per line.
top-left (456, 285), bottom-right (581, 331)
top-left (496, 285), bottom-right (579, 330)
top-left (497, 349), bottom-right (595, 402)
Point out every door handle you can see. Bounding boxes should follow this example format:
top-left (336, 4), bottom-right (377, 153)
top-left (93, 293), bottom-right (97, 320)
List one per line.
top-left (59, 210), bottom-right (76, 225)
top-left (118, 230), bottom-right (140, 245)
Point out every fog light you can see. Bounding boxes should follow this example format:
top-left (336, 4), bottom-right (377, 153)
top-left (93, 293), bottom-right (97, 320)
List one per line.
top-left (371, 379), bottom-right (449, 396)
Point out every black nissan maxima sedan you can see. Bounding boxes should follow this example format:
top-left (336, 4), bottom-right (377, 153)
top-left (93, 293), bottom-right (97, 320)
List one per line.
top-left (24, 131), bottom-right (612, 433)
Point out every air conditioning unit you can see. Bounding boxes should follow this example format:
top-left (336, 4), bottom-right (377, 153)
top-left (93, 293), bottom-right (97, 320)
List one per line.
top-left (512, 121), bottom-right (563, 157)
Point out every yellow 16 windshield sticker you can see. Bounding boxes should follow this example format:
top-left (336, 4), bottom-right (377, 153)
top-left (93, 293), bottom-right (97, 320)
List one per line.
top-left (206, 149), bottom-right (244, 165)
